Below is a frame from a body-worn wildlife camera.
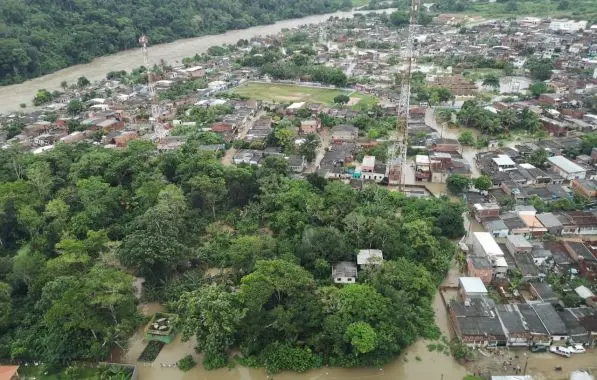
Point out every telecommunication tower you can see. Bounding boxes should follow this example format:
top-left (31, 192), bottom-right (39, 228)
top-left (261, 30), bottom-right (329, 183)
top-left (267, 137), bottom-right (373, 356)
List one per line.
top-left (139, 34), bottom-right (166, 138)
top-left (387, 0), bottom-right (421, 191)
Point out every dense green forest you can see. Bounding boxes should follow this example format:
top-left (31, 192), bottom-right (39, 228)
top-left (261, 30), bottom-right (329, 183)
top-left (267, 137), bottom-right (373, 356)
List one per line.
top-left (0, 0), bottom-right (353, 85)
top-left (0, 138), bottom-right (464, 373)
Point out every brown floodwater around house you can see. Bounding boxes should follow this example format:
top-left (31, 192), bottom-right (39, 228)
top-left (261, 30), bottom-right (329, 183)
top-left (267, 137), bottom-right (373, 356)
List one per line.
top-left (123, 265), bottom-right (470, 380)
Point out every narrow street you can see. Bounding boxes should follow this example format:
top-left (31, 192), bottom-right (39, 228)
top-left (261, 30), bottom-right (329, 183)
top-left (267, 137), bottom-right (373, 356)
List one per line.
top-left (221, 111), bottom-right (265, 166)
top-left (304, 127), bottom-right (331, 174)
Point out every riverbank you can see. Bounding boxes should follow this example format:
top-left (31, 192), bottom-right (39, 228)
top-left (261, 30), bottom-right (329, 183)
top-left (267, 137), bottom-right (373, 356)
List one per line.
top-left (0, 8), bottom-right (396, 115)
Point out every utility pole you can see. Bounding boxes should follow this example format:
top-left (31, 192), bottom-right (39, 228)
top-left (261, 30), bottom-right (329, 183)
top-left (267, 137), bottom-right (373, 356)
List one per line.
top-left (139, 34), bottom-right (166, 140)
top-left (387, 0), bottom-right (420, 191)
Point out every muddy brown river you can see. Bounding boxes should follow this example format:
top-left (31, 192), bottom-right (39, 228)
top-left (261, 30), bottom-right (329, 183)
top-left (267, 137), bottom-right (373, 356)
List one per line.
top-left (0, 8), bottom-right (396, 115)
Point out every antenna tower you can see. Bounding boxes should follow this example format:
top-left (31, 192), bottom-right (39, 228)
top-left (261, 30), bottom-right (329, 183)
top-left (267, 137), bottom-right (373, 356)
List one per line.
top-left (387, 0), bottom-right (420, 191)
top-left (139, 34), bottom-right (166, 139)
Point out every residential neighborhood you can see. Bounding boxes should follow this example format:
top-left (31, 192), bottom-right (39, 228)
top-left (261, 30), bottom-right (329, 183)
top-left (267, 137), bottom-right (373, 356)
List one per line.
top-left (2, 6), bottom-right (597, 380)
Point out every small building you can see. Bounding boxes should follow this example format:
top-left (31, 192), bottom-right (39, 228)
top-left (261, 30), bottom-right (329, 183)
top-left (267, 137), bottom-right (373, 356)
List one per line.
top-left (531, 303), bottom-right (569, 343)
top-left (467, 256), bottom-right (494, 285)
top-left (548, 155), bottom-right (587, 180)
top-left (536, 213), bottom-right (564, 235)
top-left (472, 232), bottom-right (504, 259)
top-left (571, 179), bottom-right (597, 198)
top-left (287, 155), bottom-right (306, 173)
top-left (332, 261), bottom-right (357, 284)
top-left (493, 154), bottom-right (517, 172)
top-left (112, 131), bottom-right (139, 147)
top-left (473, 203), bottom-right (501, 223)
top-left (300, 119), bottom-right (320, 135)
top-left (449, 296), bottom-right (506, 347)
top-left (529, 281), bottom-right (559, 304)
top-left (483, 219), bottom-right (510, 238)
top-left (459, 276), bottom-right (488, 302)
top-left (505, 234), bottom-right (533, 255)
top-left (361, 155), bottom-right (376, 173)
top-left (330, 124), bottom-right (358, 143)
top-left (357, 249), bottom-right (383, 266)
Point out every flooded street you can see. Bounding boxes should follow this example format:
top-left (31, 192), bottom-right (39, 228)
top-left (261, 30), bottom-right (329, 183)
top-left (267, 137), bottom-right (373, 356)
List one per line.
top-left (0, 9), bottom-right (395, 114)
top-left (124, 267), bottom-right (469, 380)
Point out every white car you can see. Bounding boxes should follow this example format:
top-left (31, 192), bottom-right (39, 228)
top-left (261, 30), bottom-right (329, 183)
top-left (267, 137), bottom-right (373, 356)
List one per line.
top-left (550, 346), bottom-right (571, 358)
top-left (567, 344), bottom-right (586, 354)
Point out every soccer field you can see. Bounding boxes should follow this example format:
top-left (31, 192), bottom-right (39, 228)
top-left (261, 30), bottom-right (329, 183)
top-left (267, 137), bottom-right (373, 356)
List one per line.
top-left (231, 82), bottom-right (352, 104)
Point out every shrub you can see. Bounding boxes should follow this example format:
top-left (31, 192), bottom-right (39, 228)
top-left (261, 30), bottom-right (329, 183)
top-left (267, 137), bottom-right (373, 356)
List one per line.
top-left (138, 341), bottom-right (165, 362)
top-left (178, 355), bottom-right (197, 372)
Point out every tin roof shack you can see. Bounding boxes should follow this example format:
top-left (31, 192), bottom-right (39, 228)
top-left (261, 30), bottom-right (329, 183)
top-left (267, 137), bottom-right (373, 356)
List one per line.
top-left (145, 312), bottom-right (178, 344)
top-left (548, 155), bottom-right (587, 180)
top-left (531, 303), bottom-right (569, 344)
top-left (501, 213), bottom-right (529, 236)
top-left (517, 303), bottom-right (551, 346)
top-left (505, 234), bottom-right (533, 255)
top-left (473, 203), bottom-right (501, 223)
top-left (528, 281), bottom-right (559, 304)
top-left (467, 256), bottom-right (494, 285)
top-left (536, 212), bottom-right (564, 235)
top-left (332, 261), bottom-right (357, 284)
top-left (449, 296), bottom-right (506, 347)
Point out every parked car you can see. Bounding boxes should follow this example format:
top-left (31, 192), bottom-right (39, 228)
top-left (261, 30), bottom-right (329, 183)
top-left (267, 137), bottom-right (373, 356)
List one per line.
top-left (567, 344), bottom-right (586, 354)
top-left (530, 344), bottom-right (548, 353)
top-left (550, 346), bottom-right (571, 358)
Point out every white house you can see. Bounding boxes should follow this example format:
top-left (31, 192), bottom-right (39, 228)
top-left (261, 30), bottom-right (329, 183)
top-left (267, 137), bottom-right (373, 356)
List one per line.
top-left (493, 154), bottom-right (517, 172)
top-left (332, 261), bottom-right (357, 284)
top-left (472, 232), bottom-right (504, 259)
top-left (547, 155), bottom-right (587, 180)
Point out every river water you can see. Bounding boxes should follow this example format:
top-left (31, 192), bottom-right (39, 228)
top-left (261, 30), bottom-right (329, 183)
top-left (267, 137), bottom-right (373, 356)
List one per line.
top-left (0, 8), bottom-right (395, 115)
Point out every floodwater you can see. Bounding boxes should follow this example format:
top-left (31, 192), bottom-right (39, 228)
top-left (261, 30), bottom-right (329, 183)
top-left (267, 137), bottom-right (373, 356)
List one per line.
top-left (124, 269), bottom-right (469, 380)
top-left (0, 8), bottom-right (395, 114)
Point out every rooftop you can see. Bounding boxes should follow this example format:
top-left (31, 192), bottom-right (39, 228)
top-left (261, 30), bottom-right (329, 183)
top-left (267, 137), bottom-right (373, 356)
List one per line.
top-left (506, 234), bottom-right (533, 249)
top-left (459, 277), bottom-right (488, 294)
top-left (473, 232), bottom-right (504, 257)
top-left (532, 302), bottom-right (568, 336)
top-left (357, 249), bottom-right (383, 265)
top-left (548, 155), bottom-right (587, 174)
top-left (536, 212), bottom-right (563, 228)
top-left (530, 281), bottom-right (558, 302)
top-left (493, 154), bottom-right (516, 166)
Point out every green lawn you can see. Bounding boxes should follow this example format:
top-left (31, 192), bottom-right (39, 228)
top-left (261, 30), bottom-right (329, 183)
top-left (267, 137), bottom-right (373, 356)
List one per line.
top-left (232, 82), bottom-right (352, 104)
top-left (351, 93), bottom-right (379, 110)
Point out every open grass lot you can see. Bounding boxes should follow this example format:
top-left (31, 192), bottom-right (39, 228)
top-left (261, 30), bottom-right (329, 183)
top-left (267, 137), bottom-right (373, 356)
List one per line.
top-left (232, 82), bottom-right (353, 104)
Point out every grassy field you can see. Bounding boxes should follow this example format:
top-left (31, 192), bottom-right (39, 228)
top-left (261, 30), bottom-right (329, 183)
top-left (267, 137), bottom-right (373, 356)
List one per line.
top-left (232, 82), bottom-right (352, 104)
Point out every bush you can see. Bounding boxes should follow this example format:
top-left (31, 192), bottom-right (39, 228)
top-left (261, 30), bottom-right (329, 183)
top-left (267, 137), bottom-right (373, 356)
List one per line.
top-left (178, 354), bottom-right (197, 372)
top-left (260, 342), bottom-right (323, 374)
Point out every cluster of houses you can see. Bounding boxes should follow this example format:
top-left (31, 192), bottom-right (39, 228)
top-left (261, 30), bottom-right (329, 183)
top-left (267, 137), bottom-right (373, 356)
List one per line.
top-left (449, 221), bottom-right (597, 349)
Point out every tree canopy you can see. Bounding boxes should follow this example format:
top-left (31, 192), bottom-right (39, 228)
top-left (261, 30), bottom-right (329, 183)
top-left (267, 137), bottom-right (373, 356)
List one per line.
top-left (0, 136), bottom-right (462, 373)
top-left (0, 0), bottom-right (353, 85)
